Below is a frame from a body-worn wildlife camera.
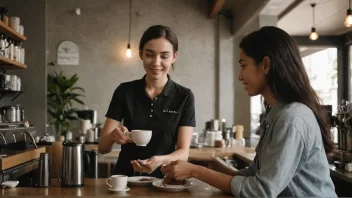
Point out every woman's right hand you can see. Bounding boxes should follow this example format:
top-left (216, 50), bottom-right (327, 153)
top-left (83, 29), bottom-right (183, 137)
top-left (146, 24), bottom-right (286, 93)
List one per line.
top-left (109, 126), bottom-right (133, 145)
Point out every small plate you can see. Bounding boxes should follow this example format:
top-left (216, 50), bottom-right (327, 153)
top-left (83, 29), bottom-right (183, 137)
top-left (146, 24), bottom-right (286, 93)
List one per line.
top-left (108, 187), bottom-right (130, 193)
top-left (2, 181), bottom-right (19, 188)
top-left (128, 176), bottom-right (158, 186)
top-left (152, 179), bottom-right (192, 192)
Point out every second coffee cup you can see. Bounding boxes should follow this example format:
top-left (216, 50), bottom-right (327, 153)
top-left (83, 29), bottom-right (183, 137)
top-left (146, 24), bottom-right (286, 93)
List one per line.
top-left (125, 130), bottom-right (152, 146)
top-left (106, 175), bottom-right (127, 190)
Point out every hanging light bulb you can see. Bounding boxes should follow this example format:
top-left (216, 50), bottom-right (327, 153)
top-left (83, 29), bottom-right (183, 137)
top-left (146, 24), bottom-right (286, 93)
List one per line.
top-left (345, 0), bottom-right (352, 27)
top-left (309, 27), bottom-right (319, 40)
top-left (126, 44), bottom-right (132, 58)
top-left (309, 3), bottom-right (318, 41)
top-left (126, 0), bottom-right (132, 58)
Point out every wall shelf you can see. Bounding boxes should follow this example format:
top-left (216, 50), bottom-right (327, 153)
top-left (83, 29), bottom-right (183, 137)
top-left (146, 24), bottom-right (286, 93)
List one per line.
top-left (0, 56), bottom-right (26, 69)
top-left (0, 90), bottom-right (23, 102)
top-left (0, 21), bottom-right (26, 42)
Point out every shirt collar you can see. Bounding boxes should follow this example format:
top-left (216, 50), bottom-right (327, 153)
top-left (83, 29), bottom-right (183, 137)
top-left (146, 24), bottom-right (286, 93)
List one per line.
top-left (264, 100), bottom-right (287, 125)
top-left (140, 74), bottom-right (175, 98)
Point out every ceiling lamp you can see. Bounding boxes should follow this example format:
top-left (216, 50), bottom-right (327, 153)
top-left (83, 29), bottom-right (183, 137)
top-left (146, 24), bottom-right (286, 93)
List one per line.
top-left (345, 0), bottom-right (352, 27)
top-left (309, 3), bottom-right (318, 41)
top-left (126, 0), bottom-right (132, 58)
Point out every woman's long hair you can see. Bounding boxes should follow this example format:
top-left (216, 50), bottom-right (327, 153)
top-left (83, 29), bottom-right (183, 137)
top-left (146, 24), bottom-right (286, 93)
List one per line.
top-left (240, 26), bottom-right (334, 154)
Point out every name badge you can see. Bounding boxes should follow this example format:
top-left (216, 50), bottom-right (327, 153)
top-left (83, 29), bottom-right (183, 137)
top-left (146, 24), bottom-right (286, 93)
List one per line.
top-left (163, 109), bottom-right (179, 114)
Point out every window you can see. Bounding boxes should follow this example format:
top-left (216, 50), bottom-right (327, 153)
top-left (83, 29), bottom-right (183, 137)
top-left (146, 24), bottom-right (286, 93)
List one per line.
top-left (250, 48), bottom-right (338, 136)
top-left (302, 48), bottom-right (338, 115)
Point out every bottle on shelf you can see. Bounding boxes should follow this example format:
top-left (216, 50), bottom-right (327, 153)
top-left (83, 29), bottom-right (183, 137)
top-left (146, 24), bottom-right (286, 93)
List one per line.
top-left (4, 36), bottom-right (9, 59)
top-left (0, 34), bottom-right (5, 56)
top-left (14, 41), bottom-right (18, 62)
top-left (9, 39), bottom-right (14, 60)
top-left (16, 42), bottom-right (22, 63)
top-left (20, 47), bottom-right (25, 64)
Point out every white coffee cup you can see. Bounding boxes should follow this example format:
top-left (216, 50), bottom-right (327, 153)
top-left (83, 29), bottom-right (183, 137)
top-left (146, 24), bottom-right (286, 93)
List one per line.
top-left (106, 175), bottom-right (127, 190)
top-left (125, 130), bottom-right (152, 146)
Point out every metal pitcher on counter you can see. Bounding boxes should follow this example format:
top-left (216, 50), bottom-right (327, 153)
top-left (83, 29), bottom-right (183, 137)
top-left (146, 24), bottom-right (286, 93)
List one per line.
top-left (61, 142), bottom-right (85, 187)
top-left (61, 142), bottom-right (98, 187)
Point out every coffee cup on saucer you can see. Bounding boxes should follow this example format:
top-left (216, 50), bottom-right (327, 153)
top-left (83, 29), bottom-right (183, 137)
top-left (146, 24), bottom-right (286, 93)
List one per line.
top-left (106, 175), bottom-right (129, 192)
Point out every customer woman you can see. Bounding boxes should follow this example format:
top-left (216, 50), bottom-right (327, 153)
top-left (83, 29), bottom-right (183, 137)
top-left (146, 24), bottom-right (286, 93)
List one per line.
top-left (161, 26), bottom-right (337, 197)
top-left (98, 25), bottom-right (196, 178)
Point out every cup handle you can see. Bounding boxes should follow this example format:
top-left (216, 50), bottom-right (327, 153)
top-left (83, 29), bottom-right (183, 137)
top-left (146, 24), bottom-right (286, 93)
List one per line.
top-left (106, 178), bottom-right (112, 188)
top-left (124, 131), bottom-right (132, 140)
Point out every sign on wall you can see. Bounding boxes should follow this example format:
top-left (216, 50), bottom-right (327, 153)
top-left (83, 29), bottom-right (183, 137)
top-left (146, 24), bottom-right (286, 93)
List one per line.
top-left (57, 41), bottom-right (79, 65)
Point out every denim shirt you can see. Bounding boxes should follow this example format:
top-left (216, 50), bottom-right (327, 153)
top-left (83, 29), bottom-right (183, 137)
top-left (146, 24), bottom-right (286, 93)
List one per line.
top-left (231, 101), bottom-right (337, 197)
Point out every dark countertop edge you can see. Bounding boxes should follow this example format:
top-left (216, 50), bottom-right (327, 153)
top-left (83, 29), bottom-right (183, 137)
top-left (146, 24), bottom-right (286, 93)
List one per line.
top-left (329, 164), bottom-right (352, 183)
top-left (233, 152), bottom-right (352, 184)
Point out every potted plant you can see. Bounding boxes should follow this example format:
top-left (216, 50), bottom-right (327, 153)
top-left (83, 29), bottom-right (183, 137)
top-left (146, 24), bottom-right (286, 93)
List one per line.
top-left (47, 71), bottom-right (85, 138)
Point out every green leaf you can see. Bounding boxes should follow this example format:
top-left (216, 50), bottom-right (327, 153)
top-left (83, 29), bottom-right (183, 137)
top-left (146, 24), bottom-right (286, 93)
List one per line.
top-left (72, 98), bottom-right (84, 105)
top-left (47, 71), bottom-right (85, 137)
top-left (71, 87), bottom-right (85, 92)
top-left (47, 110), bottom-right (56, 118)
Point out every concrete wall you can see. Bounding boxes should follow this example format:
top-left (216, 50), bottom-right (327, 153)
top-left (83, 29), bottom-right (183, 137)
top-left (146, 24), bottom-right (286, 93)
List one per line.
top-left (218, 15), bottom-right (235, 125)
top-left (2, 0), bottom-right (47, 135)
top-left (233, 17), bottom-right (260, 137)
top-left (233, 14), bottom-right (278, 137)
top-left (46, 0), bottom-right (235, 133)
top-left (0, 0), bottom-right (258, 137)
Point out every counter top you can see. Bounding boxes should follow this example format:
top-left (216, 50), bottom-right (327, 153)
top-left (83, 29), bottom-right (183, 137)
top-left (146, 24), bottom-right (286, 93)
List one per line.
top-left (188, 147), bottom-right (255, 161)
top-left (85, 144), bottom-right (256, 163)
top-left (0, 147), bottom-right (46, 170)
top-left (233, 150), bottom-right (352, 185)
top-left (233, 152), bottom-right (255, 165)
top-left (1, 178), bottom-right (233, 197)
top-left (329, 165), bottom-right (352, 183)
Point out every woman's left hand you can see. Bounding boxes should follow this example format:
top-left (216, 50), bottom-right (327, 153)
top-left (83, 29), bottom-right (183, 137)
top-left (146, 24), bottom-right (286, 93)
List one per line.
top-left (161, 160), bottom-right (195, 180)
top-left (131, 156), bottom-right (162, 174)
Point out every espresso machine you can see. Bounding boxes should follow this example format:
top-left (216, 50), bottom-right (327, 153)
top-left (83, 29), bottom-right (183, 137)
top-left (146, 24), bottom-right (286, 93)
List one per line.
top-left (333, 101), bottom-right (352, 166)
top-left (76, 109), bottom-right (97, 127)
top-left (0, 123), bottom-right (37, 151)
top-left (76, 109), bottom-right (101, 143)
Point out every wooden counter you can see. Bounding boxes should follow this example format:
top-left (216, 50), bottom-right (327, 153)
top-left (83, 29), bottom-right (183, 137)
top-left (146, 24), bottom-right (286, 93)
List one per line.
top-left (233, 152), bottom-right (255, 164)
top-left (0, 147), bottom-right (46, 170)
top-left (85, 144), bottom-right (256, 162)
top-left (1, 178), bottom-right (233, 197)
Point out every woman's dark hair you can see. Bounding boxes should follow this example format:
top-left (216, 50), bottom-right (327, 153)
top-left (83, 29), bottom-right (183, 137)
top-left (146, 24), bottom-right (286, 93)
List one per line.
top-left (239, 26), bottom-right (334, 154)
top-left (139, 25), bottom-right (178, 53)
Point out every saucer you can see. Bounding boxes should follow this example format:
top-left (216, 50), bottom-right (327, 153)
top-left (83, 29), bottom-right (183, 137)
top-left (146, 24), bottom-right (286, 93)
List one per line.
top-left (128, 176), bottom-right (158, 186)
top-left (152, 179), bottom-right (192, 192)
top-left (2, 181), bottom-right (19, 188)
top-left (108, 187), bottom-right (130, 193)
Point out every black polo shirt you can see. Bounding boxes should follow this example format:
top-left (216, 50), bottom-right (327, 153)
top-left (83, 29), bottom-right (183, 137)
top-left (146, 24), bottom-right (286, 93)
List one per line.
top-left (106, 75), bottom-right (196, 178)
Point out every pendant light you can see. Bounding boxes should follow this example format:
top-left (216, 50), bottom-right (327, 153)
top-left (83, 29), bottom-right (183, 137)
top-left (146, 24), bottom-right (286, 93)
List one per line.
top-left (345, 0), bottom-right (352, 27)
top-left (309, 3), bottom-right (318, 41)
top-left (126, 0), bottom-right (132, 58)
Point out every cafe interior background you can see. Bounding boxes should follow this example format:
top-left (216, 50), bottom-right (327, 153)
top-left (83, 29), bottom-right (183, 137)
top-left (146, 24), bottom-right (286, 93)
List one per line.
top-left (3, 0), bottom-right (349, 139)
top-left (0, 0), bottom-right (352, 195)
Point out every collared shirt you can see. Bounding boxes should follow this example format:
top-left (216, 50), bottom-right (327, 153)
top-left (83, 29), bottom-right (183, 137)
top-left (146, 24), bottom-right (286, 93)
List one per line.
top-left (106, 75), bottom-right (196, 178)
top-left (231, 101), bottom-right (337, 197)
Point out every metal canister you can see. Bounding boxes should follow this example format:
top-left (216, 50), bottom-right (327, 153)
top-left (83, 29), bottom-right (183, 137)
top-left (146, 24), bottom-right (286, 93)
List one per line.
top-left (15, 105), bottom-right (20, 122)
top-left (21, 107), bottom-right (24, 121)
top-left (0, 74), bottom-right (5, 89)
top-left (5, 106), bottom-right (16, 123)
top-left (9, 75), bottom-right (17, 91)
top-left (4, 75), bottom-right (10, 90)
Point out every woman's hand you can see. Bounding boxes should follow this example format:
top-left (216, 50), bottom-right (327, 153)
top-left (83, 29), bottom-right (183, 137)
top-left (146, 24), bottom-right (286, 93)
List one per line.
top-left (109, 126), bottom-right (133, 145)
top-left (161, 160), bottom-right (197, 180)
top-left (131, 156), bottom-right (163, 174)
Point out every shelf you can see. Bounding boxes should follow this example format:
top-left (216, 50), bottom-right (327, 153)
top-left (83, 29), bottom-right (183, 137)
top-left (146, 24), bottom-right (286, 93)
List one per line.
top-left (0, 90), bottom-right (23, 101)
top-left (0, 21), bottom-right (26, 42)
top-left (0, 56), bottom-right (26, 69)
